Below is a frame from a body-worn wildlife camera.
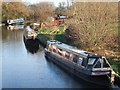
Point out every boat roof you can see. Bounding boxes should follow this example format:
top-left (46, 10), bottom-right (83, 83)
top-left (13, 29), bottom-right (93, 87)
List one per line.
top-left (26, 26), bottom-right (34, 32)
top-left (47, 40), bottom-right (101, 58)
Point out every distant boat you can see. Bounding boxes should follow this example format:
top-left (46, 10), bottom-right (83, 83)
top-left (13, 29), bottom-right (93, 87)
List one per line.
top-left (54, 15), bottom-right (67, 24)
top-left (23, 26), bottom-right (37, 40)
top-left (45, 40), bottom-right (115, 87)
top-left (6, 18), bottom-right (24, 25)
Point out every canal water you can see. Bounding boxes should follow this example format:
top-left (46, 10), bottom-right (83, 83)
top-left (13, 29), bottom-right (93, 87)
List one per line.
top-left (1, 25), bottom-right (120, 89)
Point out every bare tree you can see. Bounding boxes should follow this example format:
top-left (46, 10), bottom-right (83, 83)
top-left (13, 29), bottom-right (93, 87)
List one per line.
top-left (29, 2), bottom-right (55, 23)
top-left (65, 2), bottom-right (118, 51)
top-left (2, 2), bottom-right (29, 22)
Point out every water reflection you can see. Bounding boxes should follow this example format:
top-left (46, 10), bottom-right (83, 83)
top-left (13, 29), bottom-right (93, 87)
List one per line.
top-left (2, 26), bottom-right (24, 42)
top-left (23, 37), bottom-right (40, 54)
top-left (7, 25), bottom-right (24, 30)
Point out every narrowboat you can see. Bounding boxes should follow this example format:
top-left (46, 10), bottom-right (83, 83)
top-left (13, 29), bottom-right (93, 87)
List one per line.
top-left (6, 18), bottom-right (24, 25)
top-left (45, 40), bottom-right (115, 87)
top-left (23, 26), bottom-right (37, 40)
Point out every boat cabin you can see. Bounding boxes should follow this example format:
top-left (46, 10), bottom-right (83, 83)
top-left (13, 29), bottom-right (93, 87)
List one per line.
top-left (46, 40), bottom-right (112, 75)
top-left (23, 26), bottom-right (37, 40)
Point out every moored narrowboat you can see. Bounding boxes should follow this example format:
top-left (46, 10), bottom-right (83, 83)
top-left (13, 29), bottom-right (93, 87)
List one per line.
top-left (6, 18), bottom-right (24, 25)
top-left (23, 26), bottom-right (37, 40)
top-left (45, 40), bottom-right (115, 87)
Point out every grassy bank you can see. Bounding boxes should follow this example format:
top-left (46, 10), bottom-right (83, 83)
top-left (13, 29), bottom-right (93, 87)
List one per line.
top-left (108, 58), bottom-right (120, 76)
top-left (37, 25), bottom-right (67, 42)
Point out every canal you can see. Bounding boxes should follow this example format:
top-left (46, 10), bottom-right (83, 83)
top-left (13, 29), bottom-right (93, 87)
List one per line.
top-left (1, 25), bottom-right (120, 89)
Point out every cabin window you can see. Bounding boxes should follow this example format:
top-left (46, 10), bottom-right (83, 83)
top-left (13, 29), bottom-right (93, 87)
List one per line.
top-left (58, 48), bottom-right (63, 56)
top-left (69, 54), bottom-right (73, 61)
top-left (103, 58), bottom-right (110, 67)
top-left (51, 45), bottom-right (57, 53)
top-left (81, 58), bottom-right (88, 67)
top-left (88, 58), bottom-right (96, 65)
top-left (94, 61), bottom-right (101, 68)
top-left (77, 57), bottom-right (83, 65)
top-left (65, 51), bottom-right (70, 59)
top-left (73, 55), bottom-right (79, 63)
top-left (94, 59), bottom-right (102, 68)
top-left (56, 48), bottom-right (70, 59)
top-left (52, 48), bottom-right (55, 53)
top-left (99, 58), bottom-right (103, 64)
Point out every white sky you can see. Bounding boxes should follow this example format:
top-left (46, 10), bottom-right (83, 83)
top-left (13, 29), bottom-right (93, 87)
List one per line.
top-left (23, 0), bottom-right (68, 7)
top-left (2, 0), bottom-right (118, 6)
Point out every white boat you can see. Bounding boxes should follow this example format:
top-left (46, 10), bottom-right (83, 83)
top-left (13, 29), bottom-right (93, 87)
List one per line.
top-left (7, 18), bottom-right (24, 25)
top-left (23, 26), bottom-right (37, 40)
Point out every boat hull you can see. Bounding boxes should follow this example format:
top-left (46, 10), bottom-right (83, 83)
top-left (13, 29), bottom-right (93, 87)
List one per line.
top-left (45, 50), bottom-right (112, 87)
top-left (23, 35), bottom-right (36, 41)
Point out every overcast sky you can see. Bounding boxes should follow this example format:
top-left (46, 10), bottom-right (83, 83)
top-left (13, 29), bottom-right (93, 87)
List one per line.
top-left (2, 0), bottom-right (118, 6)
top-left (23, 0), bottom-right (68, 7)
